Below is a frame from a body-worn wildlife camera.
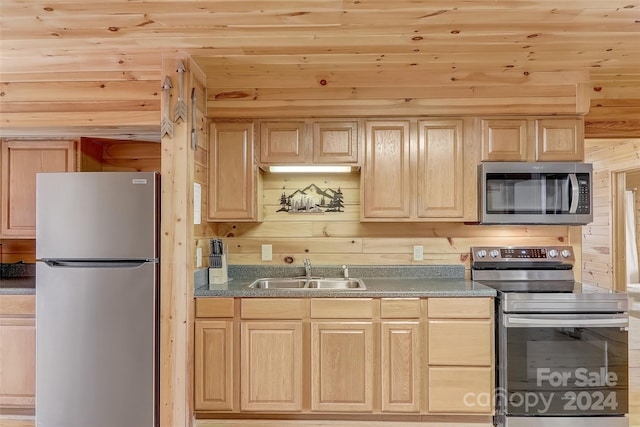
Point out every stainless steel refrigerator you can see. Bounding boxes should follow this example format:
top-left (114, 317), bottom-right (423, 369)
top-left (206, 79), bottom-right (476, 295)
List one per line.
top-left (35, 172), bottom-right (159, 427)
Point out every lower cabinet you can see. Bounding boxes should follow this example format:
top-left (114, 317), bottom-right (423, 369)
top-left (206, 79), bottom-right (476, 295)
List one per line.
top-left (0, 295), bottom-right (36, 409)
top-left (241, 321), bottom-right (303, 412)
top-left (311, 321), bottom-right (374, 412)
top-left (194, 296), bottom-right (494, 418)
top-left (194, 320), bottom-right (234, 411)
top-left (427, 297), bottom-right (494, 414)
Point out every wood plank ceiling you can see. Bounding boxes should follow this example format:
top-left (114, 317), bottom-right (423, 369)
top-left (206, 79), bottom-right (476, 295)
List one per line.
top-left (1, 0), bottom-right (639, 140)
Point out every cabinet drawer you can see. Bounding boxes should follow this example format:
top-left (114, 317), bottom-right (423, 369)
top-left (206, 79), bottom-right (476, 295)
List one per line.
top-left (195, 298), bottom-right (235, 318)
top-left (380, 298), bottom-right (421, 318)
top-left (311, 298), bottom-right (375, 319)
top-left (241, 298), bottom-right (307, 319)
top-left (428, 367), bottom-right (493, 414)
top-left (0, 295), bottom-right (35, 316)
top-left (428, 297), bottom-right (492, 319)
top-left (428, 319), bottom-right (493, 366)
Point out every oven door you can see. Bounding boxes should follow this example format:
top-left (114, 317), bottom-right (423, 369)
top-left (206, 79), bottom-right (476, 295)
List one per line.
top-left (499, 313), bottom-right (628, 418)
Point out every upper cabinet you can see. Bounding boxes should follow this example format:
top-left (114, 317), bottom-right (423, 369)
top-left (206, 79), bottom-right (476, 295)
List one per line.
top-left (362, 120), bottom-right (411, 218)
top-left (260, 121), bottom-right (306, 164)
top-left (1, 139), bottom-right (76, 238)
top-left (259, 119), bottom-right (360, 165)
top-left (481, 116), bottom-right (584, 162)
top-left (207, 122), bottom-right (261, 222)
top-left (362, 118), bottom-right (479, 222)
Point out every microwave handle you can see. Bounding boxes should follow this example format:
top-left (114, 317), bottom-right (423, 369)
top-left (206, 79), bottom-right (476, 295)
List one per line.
top-left (568, 173), bottom-right (579, 214)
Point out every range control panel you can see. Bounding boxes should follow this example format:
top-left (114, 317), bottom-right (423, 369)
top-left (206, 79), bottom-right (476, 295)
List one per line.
top-left (471, 246), bottom-right (575, 263)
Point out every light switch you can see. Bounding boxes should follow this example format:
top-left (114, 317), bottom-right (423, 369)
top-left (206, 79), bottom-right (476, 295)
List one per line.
top-left (413, 245), bottom-right (424, 261)
top-left (196, 247), bottom-right (203, 267)
top-left (261, 244), bottom-right (272, 261)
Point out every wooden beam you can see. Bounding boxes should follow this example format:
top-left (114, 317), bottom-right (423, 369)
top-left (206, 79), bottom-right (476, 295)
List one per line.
top-left (159, 53), bottom-right (193, 427)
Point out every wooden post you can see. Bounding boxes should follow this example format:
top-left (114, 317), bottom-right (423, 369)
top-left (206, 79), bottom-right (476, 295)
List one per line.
top-left (160, 53), bottom-right (194, 427)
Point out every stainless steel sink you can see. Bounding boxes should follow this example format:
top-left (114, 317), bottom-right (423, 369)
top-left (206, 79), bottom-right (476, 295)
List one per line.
top-left (248, 277), bottom-right (366, 290)
top-left (249, 278), bottom-right (307, 289)
top-left (306, 278), bottom-right (365, 289)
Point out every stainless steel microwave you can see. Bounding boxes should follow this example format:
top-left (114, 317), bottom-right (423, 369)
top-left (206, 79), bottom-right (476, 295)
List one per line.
top-left (478, 162), bottom-right (593, 225)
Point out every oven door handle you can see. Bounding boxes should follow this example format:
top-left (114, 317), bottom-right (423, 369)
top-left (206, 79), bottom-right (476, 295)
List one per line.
top-left (504, 315), bottom-right (628, 328)
top-left (568, 173), bottom-right (579, 214)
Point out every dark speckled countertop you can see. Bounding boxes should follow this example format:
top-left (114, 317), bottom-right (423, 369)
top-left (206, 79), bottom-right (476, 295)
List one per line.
top-left (0, 262), bottom-right (36, 295)
top-left (194, 265), bottom-right (496, 298)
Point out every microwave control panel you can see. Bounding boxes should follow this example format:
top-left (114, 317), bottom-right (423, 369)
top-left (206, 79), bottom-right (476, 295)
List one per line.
top-left (576, 174), bottom-right (590, 214)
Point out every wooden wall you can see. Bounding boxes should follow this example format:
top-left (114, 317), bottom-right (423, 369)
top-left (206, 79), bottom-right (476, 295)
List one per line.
top-left (582, 138), bottom-right (640, 289)
top-left (196, 152), bottom-right (581, 279)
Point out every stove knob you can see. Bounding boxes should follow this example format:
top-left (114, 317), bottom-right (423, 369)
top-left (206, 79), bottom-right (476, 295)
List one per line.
top-left (476, 250), bottom-right (487, 258)
top-left (561, 249), bottom-right (572, 258)
top-left (490, 249), bottom-right (500, 258)
top-left (548, 249), bottom-right (559, 258)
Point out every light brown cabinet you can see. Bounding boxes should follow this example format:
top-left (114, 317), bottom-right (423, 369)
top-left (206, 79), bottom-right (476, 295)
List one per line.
top-left (240, 321), bottom-right (303, 412)
top-left (380, 298), bottom-right (422, 413)
top-left (194, 320), bottom-right (234, 411)
top-left (310, 298), bottom-right (375, 413)
top-left (240, 298), bottom-right (305, 412)
top-left (260, 119), bottom-right (359, 165)
top-left (207, 122), bottom-right (261, 222)
top-left (362, 120), bottom-right (411, 218)
top-left (1, 139), bottom-right (76, 238)
top-left (194, 298), bottom-right (235, 412)
top-left (481, 116), bottom-right (584, 162)
top-left (362, 118), bottom-right (478, 221)
top-left (311, 321), bottom-right (374, 412)
top-left (194, 297), bottom-right (494, 419)
top-left (260, 121), bottom-right (306, 163)
top-left (427, 298), bottom-right (494, 414)
top-left (0, 295), bottom-right (36, 409)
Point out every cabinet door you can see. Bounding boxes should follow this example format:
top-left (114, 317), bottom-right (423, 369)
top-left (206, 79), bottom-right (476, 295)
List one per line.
top-left (481, 119), bottom-right (528, 161)
top-left (313, 120), bottom-right (359, 164)
top-left (241, 321), bottom-right (303, 412)
top-left (428, 319), bottom-right (493, 366)
top-left (381, 321), bottom-right (421, 413)
top-left (207, 122), bottom-right (258, 221)
top-left (428, 367), bottom-right (493, 413)
top-left (417, 119), bottom-right (464, 218)
top-left (260, 121), bottom-right (307, 163)
top-left (311, 321), bottom-right (374, 412)
top-left (1, 140), bottom-right (76, 238)
top-left (194, 320), bottom-right (234, 411)
top-left (362, 120), bottom-right (411, 219)
top-left (0, 317), bottom-right (35, 408)
top-left (535, 117), bottom-right (584, 161)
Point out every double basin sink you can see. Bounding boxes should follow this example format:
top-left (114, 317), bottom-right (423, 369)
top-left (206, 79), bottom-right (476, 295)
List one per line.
top-left (249, 277), bottom-right (366, 290)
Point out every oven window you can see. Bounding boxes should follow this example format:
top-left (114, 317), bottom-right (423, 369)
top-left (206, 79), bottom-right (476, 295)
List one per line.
top-left (486, 173), bottom-right (571, 214)
top-left (504, 326), bottom-right (628, 416)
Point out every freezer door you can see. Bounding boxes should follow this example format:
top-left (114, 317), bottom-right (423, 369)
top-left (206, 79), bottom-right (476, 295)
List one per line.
top-left (36, 172), bottom-right (159, 260)
top-left (36, 261), bottom-right (158, 427)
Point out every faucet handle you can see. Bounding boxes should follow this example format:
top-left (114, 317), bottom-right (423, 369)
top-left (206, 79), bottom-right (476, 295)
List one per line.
top-left (342, 265), bottom-right (349, 279)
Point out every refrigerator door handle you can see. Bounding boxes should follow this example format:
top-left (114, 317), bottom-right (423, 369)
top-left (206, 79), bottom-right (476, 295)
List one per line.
top-left (43, 260), bottom-right (154, 268)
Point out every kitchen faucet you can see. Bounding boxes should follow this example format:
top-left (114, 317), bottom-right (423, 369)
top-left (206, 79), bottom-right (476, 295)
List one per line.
top-left (303, 258), bottom-right (312, 279)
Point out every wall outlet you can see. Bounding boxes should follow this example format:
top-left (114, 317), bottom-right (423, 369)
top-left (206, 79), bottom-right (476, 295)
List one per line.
top-left (413, 245), bottom-right (424, 261)
top-left (196, 247), bottom-right (203, 268)
top-left (261, 244), bottom-right (273, 261)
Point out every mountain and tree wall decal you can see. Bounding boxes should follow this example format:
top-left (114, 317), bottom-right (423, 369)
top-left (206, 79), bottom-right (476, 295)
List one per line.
top-left (277, 183), bottom-right (344, 213)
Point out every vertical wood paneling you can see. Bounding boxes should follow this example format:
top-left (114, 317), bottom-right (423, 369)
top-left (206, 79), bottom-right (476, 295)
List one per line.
top-left (582, 138), bottom-right (640, 289)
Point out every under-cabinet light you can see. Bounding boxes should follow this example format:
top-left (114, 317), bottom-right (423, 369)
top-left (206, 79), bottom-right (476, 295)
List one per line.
top-left (267, 165), bottom-right (355, 173)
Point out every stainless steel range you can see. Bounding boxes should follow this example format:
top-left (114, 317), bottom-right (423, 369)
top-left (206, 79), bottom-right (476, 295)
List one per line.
top-left (471, 246), bottom-right (629, 427)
